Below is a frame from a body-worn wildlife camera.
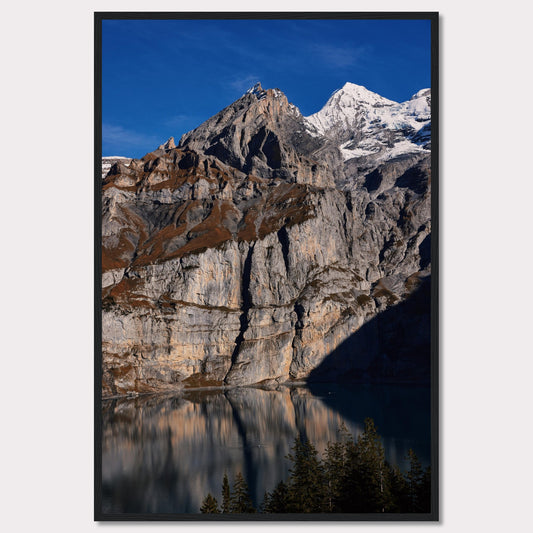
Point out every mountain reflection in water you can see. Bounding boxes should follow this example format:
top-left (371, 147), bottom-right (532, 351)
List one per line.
top-left (102, 384), bottom-right (430, 514)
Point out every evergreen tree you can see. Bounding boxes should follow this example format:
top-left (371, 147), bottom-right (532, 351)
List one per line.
top-left (201, 419), bottom-right (429, 515)
top-left (221, 473), bottom-right (231, 513)
top-left (286, 437), bottom-right (326, 512)
top-left (263, 480), bottom-right (289, 513)
top-left (229, 472), bottom-right (255, 513)
top-left (387, 463), bottom-right (409, 512)
top-left (200, 493), bottom-right (220, 513)
top-left (340, 418), bottom-right (390, 512)
top-left (406, 448), bottom-right (424, 512)
top-left (324, 441), bottom-right (347, 512)
top-left (259, 491), bottom-right (271, 513)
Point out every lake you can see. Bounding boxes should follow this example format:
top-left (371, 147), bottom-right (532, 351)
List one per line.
top-left (101, 383), bottom-right (430, 514)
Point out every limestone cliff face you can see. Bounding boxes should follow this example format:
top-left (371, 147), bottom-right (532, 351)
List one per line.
top-left (101, 83), bottom-right (432, 397)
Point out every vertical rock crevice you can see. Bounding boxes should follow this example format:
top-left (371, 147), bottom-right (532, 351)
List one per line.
top-left (225, 243), bottom-right (255, 382)
top-left (277, 227), bottom-right (290, 273)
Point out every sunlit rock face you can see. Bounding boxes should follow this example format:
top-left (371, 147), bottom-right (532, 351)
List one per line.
top-left (101, 83), bottom-right (431, 397)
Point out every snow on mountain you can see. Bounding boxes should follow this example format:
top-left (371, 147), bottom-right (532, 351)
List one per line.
top-left (102, 156), bottom-right (131, 178)
top-left (109, 82), bottom-right (430, 186)
top-left (305, 82), bottom-right (396, 135)
top-left (245, 82), bottom-right (268, 101)
top-left (305, 82), bottom-right (431, 163)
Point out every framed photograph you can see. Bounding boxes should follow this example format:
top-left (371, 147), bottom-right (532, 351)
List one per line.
top-left (95, 11), bottom-right (438, 521)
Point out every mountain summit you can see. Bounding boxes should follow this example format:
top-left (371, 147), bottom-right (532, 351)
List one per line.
top-left (179, 83), bottom-right (340, 186)
top-left (245, 81), bottom-right (268, 99)
top-left (101, 82), bottom-right (432, 396)
top-left (305, 82), bottom-right (431, 166)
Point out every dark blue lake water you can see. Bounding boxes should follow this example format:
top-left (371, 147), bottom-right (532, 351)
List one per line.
top-left (102, 383), bottom-right (430, 514)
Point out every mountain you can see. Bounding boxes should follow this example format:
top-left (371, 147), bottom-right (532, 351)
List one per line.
top-left (101, 82), bottom-right (432, 397)
top-left (102, 156), bottom-right (131, 178)
top-left (305, 82), bottom-right (431, 181)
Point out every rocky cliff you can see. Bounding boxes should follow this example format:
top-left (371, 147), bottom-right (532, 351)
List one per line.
top-left (101, 82), bottom-right (432, 397)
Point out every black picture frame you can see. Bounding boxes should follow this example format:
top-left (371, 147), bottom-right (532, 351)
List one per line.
top-left (95, 11), bottom-right (439, 522)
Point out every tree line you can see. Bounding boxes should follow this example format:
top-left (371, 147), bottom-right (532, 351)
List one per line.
top-left (200, 418), bottom-right (431, 514)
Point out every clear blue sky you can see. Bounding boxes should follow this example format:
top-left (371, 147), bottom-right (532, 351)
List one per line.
top-left (102, 18), bottom-right (431, 158)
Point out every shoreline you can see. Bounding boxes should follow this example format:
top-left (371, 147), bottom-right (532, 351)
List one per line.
top-left (100, 377), bottom-right (429, 402)
top-left (101, 380), bottom-right (310, 402)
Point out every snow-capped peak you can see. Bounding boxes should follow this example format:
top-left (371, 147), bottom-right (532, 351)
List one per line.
top-left (305, 83), bottom-right (397, 137)
top-left (304, 82), bottom-right (431, 163)
top-left (410, 88), bottom-right (431, 101)
top-left (335, 82), bottom-right (397, 107)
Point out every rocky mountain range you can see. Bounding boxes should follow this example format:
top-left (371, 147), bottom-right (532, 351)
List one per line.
top-left (101, 82), bottom-right (432, 397)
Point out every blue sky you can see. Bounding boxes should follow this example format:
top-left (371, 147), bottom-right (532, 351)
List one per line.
top-left (102, 19), bottom-right (431, 158)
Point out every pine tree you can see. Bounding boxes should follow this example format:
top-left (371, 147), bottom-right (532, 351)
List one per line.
top-left (200, 493), bottom-right (220, 513)
top-left (200, 421), bottom-right (428, 515)
top-left (324, 440), bottom-right (347, 512)
top-left (340, 418), bottom-right (390, 512)
top-left (230, 472), bottom-right (255, 513)
top-left (263, 480), bottom-right (289, 513)
top-left (406, 448), bottom-right (424, 512)
top-left (387, 463), bottom-right (409, 512)
top-left (286, 437), bottom-right (326, 513)
top-left (221, 473), bottom-right (231, 513)
top-left (259, 491), bottom-right (271, 513)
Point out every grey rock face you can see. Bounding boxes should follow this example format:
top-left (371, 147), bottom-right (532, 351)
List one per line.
top-left (101, 83), bottom-right (432, 397)
top-left (180, 83), bottom-right (344, 186)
